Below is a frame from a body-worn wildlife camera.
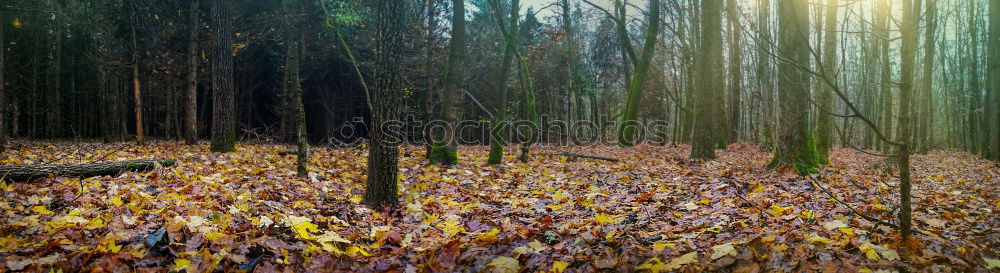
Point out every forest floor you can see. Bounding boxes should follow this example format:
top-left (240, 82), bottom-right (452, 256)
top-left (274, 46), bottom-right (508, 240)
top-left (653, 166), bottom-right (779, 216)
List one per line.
top-left (0, 141), bottom-right (998, 272)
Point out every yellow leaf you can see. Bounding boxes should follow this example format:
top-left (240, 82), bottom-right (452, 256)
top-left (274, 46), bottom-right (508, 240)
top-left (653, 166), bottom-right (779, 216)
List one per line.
top-left (595, 213), bottom-right (617, 225)
top-left (859, 243), bottom-right (880, 261)
top-left (860, 269), bottom-right (873, 273)
top-left (700, 199), bottom-right (709, 205)
top-left (636, 258), bottom-right (666, 273)
top-left (808, 235), bottom-right (831, 245)
top-left (550, 260), bottom-right (569, 273)
top-left (711, 242), bottom-right (738, 260)
top-left (487, 256), bottom-right (520, 273)
top-left (439, 219), bottom-right (465, 237)
top-left (984, 258), bottom-right (1000, 269)
top-left (108, 196), bottom-right (123, 206)
top-left (477, 228), bottom-right (500, 242)
top-left (653, 242), bottom-right (675, 252)
top-left (767, 205), bottom-right (790, 217)
top-left (172, 259), bottom-right (191, 272)
top-left (822, 219), bottom-right (848, 230)
top-left (32, 205), bottom-right (54, 215)
top-left (771, 243), bottom-right (789, 251)
top-left (839, 228), bottom-right (855, 237)
top-left (286, 215), bottom-right (319, 240)
top-left (664, 252), bottom-right (698, 271)
top-left (205, 231), bottom-right (228, 242)
top-left (0, 181), bottom-right (13, 191)
top-left (85, 218), bottom-right (107, 229)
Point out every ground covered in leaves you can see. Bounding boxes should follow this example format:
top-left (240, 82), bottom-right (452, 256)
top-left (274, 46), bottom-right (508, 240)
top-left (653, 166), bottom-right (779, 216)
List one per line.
top-left (0, 141), bottom-right (998, 272)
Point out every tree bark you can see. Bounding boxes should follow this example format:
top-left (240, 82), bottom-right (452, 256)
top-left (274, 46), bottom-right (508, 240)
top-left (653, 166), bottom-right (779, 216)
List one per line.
top-left (185, 0), bottom-right (200, 145)
top-left (0, 160), bottom-right (176, 182)
top-left (770, 0), bottom-right (819, 174)
top-left (877, 0), bottom-right (894, 153)
top-left (488, 0), bottom-right (520, 165)
top-left (816, 0), bottom-right (839, 164)
top-left (987, 0), bottom-right (1000, 160)
top-left (429, 0), bottom-right (467, 165)
top-left (363, 0), bottom-right (405, 207)
top-left (424, 0), bottom-right (436, 159)
top-left (726, 0), bottom-right (743, 144)
top-left (210, 0), bottom-right (236, 153)
top-left (917, 0), bottom-right (937, 154)
top-left (0, 11), bottom-right (5, 156)
top-left (132, 25), bottom-right (145, 145)
top-left (616, 0), bottom-right (659, 147)
top-left (690, 0), bottom-right (722, 159)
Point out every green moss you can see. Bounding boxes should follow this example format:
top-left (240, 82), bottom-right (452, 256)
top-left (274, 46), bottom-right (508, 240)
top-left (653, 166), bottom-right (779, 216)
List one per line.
top-left (162, 160), bottom-right (176, 167)
top-left (768, 132), bottom-right (820, 175)
top-left (125, 162), bottom-right (140, 169)
top-left (210, 137), bottom-right (235, 153)
top-left (429, 141), bottom-right (458, 165)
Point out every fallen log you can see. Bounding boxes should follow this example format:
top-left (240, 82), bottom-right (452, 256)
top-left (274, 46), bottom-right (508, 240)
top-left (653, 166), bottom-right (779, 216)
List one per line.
top-left (554, 152), bottom-right (619, 162)
top-left (0, 159), bottom-right (176, 182)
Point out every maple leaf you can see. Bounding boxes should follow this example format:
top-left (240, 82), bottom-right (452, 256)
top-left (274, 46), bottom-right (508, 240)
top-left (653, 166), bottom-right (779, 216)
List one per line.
top-left (551, 260), bottom-right (569, 273)
top-left (858, 242), bottom-right (880, 261)
top-left (711, 242), bottom-right (738, 260)
top-left (477, 227), bottom-right (501, 243)
top-left (595, 213), bottom-right (618, 225)
top-left (807, 235), bottom-right (831, 245)
top-left (173, 258), bottom-right (191, 272)
top-left (664, 252), bottom-right (698, 271)
top-left (766, 205), bottom-right (790, 218)
top-left (635, 258), bottom-right (666, 273)
top-left (285, 215), bottom-right (319, 240)
top-left (985, 258), bottom-right (1000, 269)
top-left (31, 206), bottom-right (53, 215)
top-left (822, 219), bottom-right (848, 230)
top-left (487, 256), bottom-right (520, 273)
top-left (653, 242), bottom-right (675, 252)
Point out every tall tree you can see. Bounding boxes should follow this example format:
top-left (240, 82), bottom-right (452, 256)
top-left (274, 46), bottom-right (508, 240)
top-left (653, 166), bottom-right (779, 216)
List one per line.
top-left (917, 0), bottom-right (937, 153)
top-left (877, 0), bottom-right (893, 153)
top-left (615, 0), bottom-right (659, 147)
top-left (726, 0), bottom-right (744, 144)
top-left (988, 0), bottom-right (1000, 160)
top-left (487, 0), bottom-right (520, 165)
top-left (363, 0), bottom-right (405, 207)
top-left (131, 23), bottom-right (144, 145)
top-left (46, 0), bottom-right (63, 138)
top-left (816, 0), bottom-right (839, 163)
top-left (429, 0), bottom-right (466, 165)
top-left (770, 0), bottom-right (819, 173)
top-left (896, 0), bottom-right (921, 239)
top-left (282, 2), bottom-right (308, 178)
top-left (0, 10), bottom-right (5, 155)
top-left (185, 0), bottom-right (200, 145)
top-left (210, 0), bottom-right (236, 153)
top-left (756, 0), bottom-right (774, 143)
top-left (690, 0), bottom-right (723, 159)
top-left (424, 0), bottom-right (437, 159)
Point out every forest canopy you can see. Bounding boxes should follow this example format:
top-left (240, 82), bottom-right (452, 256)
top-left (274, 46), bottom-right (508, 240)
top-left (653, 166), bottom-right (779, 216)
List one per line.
top-left (0, 0), bottom-right (998, 271)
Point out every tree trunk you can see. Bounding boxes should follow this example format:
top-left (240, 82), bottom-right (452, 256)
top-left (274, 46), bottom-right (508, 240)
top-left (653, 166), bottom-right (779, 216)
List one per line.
top-left (424, 0), bottom-right (436, 159)
top-left (47, 6), bottom-right (63, 139)
top-left (816, 0), bottom-right (839, 164)
top-left (756, 0), bottom-right (774, 144)
top-left (987, 0), bottom-right (1000, 160)
top-left (917, 0), bottom-right (937, 154)
top-left (770, 0), bottom-right (819, 174)
top-left (897, 0), bottom-right (921, 239)
top-left (210, 0), bottom-right (236, 153)
top-left (690, 0), bottom-right (722, 159)
top-left (726, 0), bottom-right (743, 144)
top-left (185, 0), bottom-right (200, 145)
top-left (616, 0), bottom-right (659, 147)
top-left (488, 0), bottom-right (520, 165)
top-left (132, 25), bottom-right (145, 146)
top-left (877, 0), bottom-right (893, 153)
top-left (363, 0), bottom-right (405, 207)
top-left (0, 160), bottom-right (176, 183)
top-left (0, 12), bottom-right (5, 156)
top-left (429, 0), bottom-right (467, 165)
